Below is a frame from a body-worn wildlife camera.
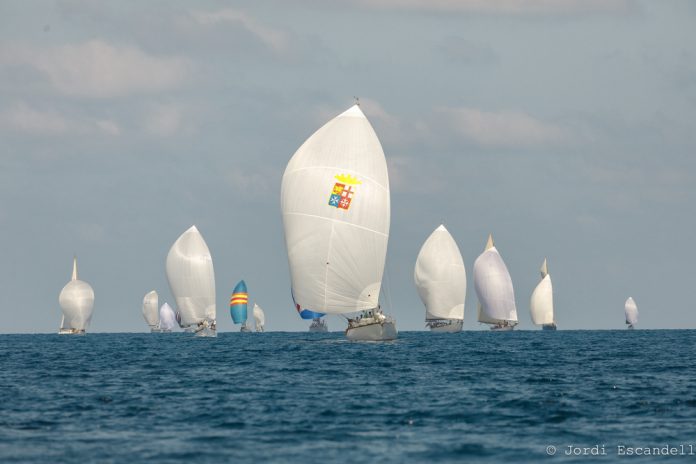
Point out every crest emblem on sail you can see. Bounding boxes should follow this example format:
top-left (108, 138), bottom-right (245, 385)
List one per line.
top-left (328, 174), bottom-right (362, 210)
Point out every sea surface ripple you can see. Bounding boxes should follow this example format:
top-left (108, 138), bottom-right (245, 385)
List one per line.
top-left (1, 330), bottom-right (695, 463)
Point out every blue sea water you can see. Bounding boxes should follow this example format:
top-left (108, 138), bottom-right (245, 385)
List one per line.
top-left (1, 330), bottom-right (695, 463)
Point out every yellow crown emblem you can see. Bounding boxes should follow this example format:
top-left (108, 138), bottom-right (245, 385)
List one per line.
top-left (334, 173), bottom-right (362, 185)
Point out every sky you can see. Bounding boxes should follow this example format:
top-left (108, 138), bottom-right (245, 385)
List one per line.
top-left (1, 0), bottom-right (695, 333)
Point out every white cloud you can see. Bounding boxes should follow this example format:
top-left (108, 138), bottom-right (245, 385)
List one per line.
top-left (347, 0), bottom-right (631, 14)
top-left (0, 40), bottom-right (189, 98)
top-left (0, 102), bottom-right (121, 136)
top-left (437, 106), bottom-right (567, 147)
top-left (191, 9), bottom-right (287, 53)
top-left (142, 104), bottom-right (183, 137)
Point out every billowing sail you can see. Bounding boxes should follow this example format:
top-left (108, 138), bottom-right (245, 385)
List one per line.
top-left (625, 297), bottom-right (638, 326)
top-left (530, 259), bottom-right (554, 325)
top-left (165, 225), bottom-right (216, 327)
top-left (281, 105), bottom-right (390, 317)
top-left (414, 224), bottom-right (466, 321)
top-left (142, 290), bottom-right (159, 328)
top-left (473, 235), bottom-right (517, 324)
top-left (253, 303), bottom-right (265, 330)
top-left (230, 280), bottom-right (248, 324)
top-left (58, 256), bottom-right (95, 331)
top-left (159, 303), bottom-right (177, 331)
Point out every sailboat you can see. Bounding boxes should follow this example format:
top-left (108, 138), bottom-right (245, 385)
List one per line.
top-left (530, 259), bottom-right (557, 330)
top-left (309, 317), bottom-right (329, 333)
top-left (158, 302), bottom-right (177, 332)
top-left (253, 303), bottom-right (265, 332)
top-left (58, 256), bottom-right (94, 335)
top-left (230, 280), bottom-right (250, 332)
top-left (165, 225), bottom-right (217, 337)
top-left (414, 224), bottom-right (466, 333)
top-left (281, 103), bottom-right (397, 341)
top-left (625, 297), bottom-right (638, 329)
top-left (142, 290), bottom-right (160, 332)
top-left (473, 234), bottom-right (518, 331)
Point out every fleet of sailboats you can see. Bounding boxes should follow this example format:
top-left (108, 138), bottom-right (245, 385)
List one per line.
top-left (50, 103), bottom-right (653, 335)
top-left (530, 259), bottom-right (557, 330)
top-left (280, 104), bottom-right (397, 341)
top-left (414, 225), bottom-right (466, 333)
top-left (473, 235), bottom-right (518, 331)
top-left (625, 297), bottom-right (638, 329)
top-left (165, 225), bottom-right (217, 337)
top-left (58, 256), bottom-right (94, 335)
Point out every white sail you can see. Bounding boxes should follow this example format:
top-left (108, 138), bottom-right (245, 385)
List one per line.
top-left (58, 256), bottom-right (95, 331)
top-left (281, 105), bottom-right (390, 315)
top-left (625, 297), bottom-right (638, 325)
top-left (530, 262), bottom-right (554, 326)
top-left (159, 303), bottom-right (177, 331)
top-left (473, 236), bottom-right (517, 324)
top-left (253, 303), bottom-right (265, 329)
top-left (414, 224), bottom-right (466, 321)
top-left (165, 225), bottom-right (216, 327)
top-left (142, 290), bottom-right (159, 328)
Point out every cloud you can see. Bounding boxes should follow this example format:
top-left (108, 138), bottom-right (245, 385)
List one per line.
top-left (0, 40), bottom-right (190, 98)
top-left (343, 0), bottom-right (632, 14)
top-left (0, 102), bottom-right (120, 136)
top-left (191, 9), bottom-right (287, 53)
top-left (142, 103), bottom-right (183, 137)
top-left (436, 106), bottom-right (567, 147)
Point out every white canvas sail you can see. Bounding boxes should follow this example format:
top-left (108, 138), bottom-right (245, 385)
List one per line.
top-left (253, 303), bottom-right (265, 329)
top-left (142, 290), bottom-right (159, 328)
top-left (530, 259), bottom-right (554, 325)
top-left (281, 105), bottom-right (390, 315)
top-left (159, 303), bottom-right (177, 331)
top-left (58, 256), bottom-right (95, 331)
top-left (165, 225), bottom-right (216, 327)
top-left (473, 236), bottom-right (517, 324)
top-left (414, 224), bottom-right (466, 321)
top-left (625, 297), bottom-right (638, 325)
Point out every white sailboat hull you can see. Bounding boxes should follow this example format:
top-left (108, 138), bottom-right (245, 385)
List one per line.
top-left (309, 325), bottom-right (328, 333)
top-left (345, 320), bottom-right (397, 341)
top-left (490, 324), bottom-right (515, 331)
top-left (427, 319), bottom-right (463, 333)
top-left (58, 328), bottom-right (85, 335)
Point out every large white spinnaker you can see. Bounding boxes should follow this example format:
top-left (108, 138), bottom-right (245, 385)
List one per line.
top-left (58, 256), bottom-right (95, 333)
top-left (530, 259), bottom-right (554, 326)
top-left (159, 303), bottom-right (178, 331)
top-left (473, 235), bottom-right (517, 326)
top-left (281, 105), bottom-right (390, 317)
top-left (414, 224), bottom-right (466, 322)
top-left (142, 290), bottom-right (159, 329)
top-left (253, 303), bottom-right (265, 332)
top-left (165, 225), bottom-right (216, 331)
top-left (625, 297), bottom-right (638, 327)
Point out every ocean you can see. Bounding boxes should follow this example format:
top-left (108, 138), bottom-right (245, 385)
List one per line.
top-left (1, 330), bottom-right (695, 463)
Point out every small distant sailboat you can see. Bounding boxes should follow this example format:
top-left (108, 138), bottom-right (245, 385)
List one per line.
top-left (253, 303), bottom-right (265, 332)
top-left (230, 280), bottom-right (250, 332)
top-left (414, 224), bottom-right (466, 333)
top-left (473, 235), bottom-right (518, 331)
top-left (142, 290), bottom-right (160, 332)
top-left (165, 225), bottom-right (217, 337)
top-left (280, 103), bottom-right (396, 341)
top-left (309, 317), bottom-right (329, 333)
top-left (58, 256), bottom-right (94, 335)
top-left (625, 297), bottom-right (638, 329)
top-left (530, 259), bottom-right (557, 330)
top-left (158, 302), bottom-right (177, 332)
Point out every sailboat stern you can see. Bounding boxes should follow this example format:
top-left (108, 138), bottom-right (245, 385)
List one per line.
top-left (345, 317), bottom-right (397, 341)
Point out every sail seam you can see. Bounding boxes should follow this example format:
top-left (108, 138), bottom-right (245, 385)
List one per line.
top-left (284, 166), bottom-right (390, 192)
top-left (282, 212), bottom-right (389, 238)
